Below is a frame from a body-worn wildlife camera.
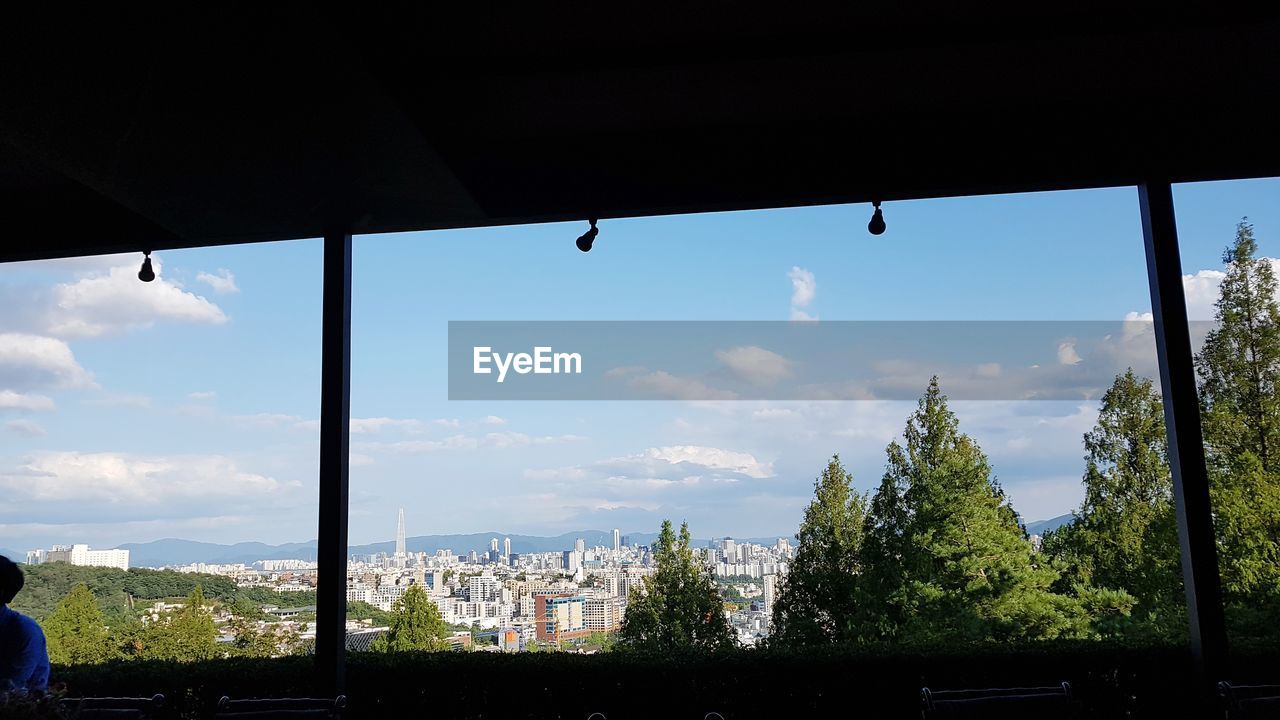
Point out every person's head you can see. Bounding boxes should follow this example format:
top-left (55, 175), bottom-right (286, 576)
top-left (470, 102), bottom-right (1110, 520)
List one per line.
top-left (0, 555), bottom-right (23, 606)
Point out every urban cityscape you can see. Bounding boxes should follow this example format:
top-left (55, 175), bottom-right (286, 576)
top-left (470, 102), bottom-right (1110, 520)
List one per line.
top-left (22, 508), bottom-right (794, 653)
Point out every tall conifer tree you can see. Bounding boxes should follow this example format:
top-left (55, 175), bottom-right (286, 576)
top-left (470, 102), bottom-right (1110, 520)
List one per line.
top-left (860, 379), bottom-right (1085, 641)
top-left (769, 455), bottom-right (866, 646)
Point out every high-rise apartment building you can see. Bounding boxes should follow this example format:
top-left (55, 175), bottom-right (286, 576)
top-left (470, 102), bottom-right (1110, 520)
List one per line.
top-left (584, 597), bottom-right (624, 632)
top-left (469, 574), bottom-right (501, 603)
top-left (535, 593), bottom-right (588, 643)
top-left (612, 528), bottom-right (620, 552)
top-left (38, 544), bottom-right (129, 570)
top-left (763, 574), bottom-right (777, 615)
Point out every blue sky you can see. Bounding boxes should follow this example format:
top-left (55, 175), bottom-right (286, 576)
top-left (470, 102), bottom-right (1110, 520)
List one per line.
top-left (0, 179), bottom-right (1276, 552)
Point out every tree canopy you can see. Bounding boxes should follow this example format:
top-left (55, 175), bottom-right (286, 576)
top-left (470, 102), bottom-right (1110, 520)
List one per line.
top-left (858, 379), bottom-right (1087, 643)
top-left (1195, 219), bottom-right (1280, 629)
top-left (370, 584), bottom-right (450, 652)
top-left (43, 583), bottom-right (114, 665)
top-left (768, 455), bottom-right (866, 646)
top-left (619, 520), bottom-right (736, 653)
top-left (1042, 370), bottom-right (1181, 636)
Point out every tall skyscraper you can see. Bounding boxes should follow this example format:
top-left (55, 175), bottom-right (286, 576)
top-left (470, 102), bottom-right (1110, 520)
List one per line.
top-left (612, 528), bottom-right (620, 552)
top-left (503, 537), bottom-right (512, 557)
top-left (395, 508), bottom-right (407, 559)
top-left (575, 537), bottom-right (586, 554)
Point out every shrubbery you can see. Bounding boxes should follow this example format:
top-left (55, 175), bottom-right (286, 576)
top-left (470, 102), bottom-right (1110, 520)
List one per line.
top-left (41, 642), bottom-right (1280, 719)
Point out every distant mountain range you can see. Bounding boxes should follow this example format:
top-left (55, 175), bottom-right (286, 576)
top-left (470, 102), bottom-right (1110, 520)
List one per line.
top-left (1024, 513), bottom-right (1074, 537)
top-left (115, 531), bottom-right (798, 568)
top-left (16, 515), bottom-right (1078, 568)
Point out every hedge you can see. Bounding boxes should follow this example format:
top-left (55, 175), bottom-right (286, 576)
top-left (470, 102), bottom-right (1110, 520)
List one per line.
top-left (44, 641), bottom-right (1280, 719)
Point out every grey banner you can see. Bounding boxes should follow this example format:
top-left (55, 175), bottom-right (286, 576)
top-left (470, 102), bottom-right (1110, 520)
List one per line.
top-left (448, 320), bottom-right (1209, 401)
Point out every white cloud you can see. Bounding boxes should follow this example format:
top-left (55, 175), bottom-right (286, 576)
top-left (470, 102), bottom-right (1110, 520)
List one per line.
top-left (360, 432), bottom-right (586, 455)
top-left (788, 266), bottom-right (818, 321)
top-left (521, 445), bottom-right (774, 508)
top-left (87, 392), bottom-right (152, 408)
top-left (1056, 340), bottom-right (1082, 366)
top-left (5, 419), bottom-right (46, 437)
top-left (481, 415), bottom-right (506, 426)
top-left (433, 418), bottom-right (461, 429)
top-left (0, 452), bottom-right (298, 505)
top-left (716, 346), bottom-right (793, 386)
top-left (976, 363), bottom-right (1002, 378)
top-left (0, 390), bottom-right (55, 412)
top-left (609, 368), bottom-right (738, 401)
top-left (638, 446), bottom-right (774, 479)
top-left (188, 391), bottom-right (217, 401)
top-left (751, 407), bottom-right (801, 422)
top-left (233, 413), bottom-right (309, 430)
top-left (1129, 258), bottom-right (1280, 321)
top-left (349, 417), bottom-right (424, 435)
top-left (484, 431), bottom-right (588, 449)
top-left (1181, 268), bottom-right (1228, 320)
top-left (0, 333), bottom-right (95, 390)
top-left (195, 269), bottom-right (240, 294)
top-left (45, 259), bottom-right (227, 338)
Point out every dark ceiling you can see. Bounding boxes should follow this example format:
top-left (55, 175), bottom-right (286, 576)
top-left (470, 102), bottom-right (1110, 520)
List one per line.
top-left (2, 3), bottom-right (1278, 261)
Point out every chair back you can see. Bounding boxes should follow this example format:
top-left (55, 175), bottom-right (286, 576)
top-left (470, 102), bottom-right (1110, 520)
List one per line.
top-left (62, 694), bottom-right (165, 719)
top-left (1219, 682), bottom-right (1280, 719)
top-left (214, 695), bottom-right (347, 720)
top-left (921, 682), bottom-right (1073, 719)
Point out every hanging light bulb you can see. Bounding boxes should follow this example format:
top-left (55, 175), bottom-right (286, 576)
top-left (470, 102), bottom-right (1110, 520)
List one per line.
top-left (576, 218), bottom-right (599, 253)
top-left (137, 251), bottom-right (155, 282)
top-left (867, 201), bottom-right (886, 235)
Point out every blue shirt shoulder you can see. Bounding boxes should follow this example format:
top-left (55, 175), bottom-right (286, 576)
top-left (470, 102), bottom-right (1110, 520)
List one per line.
top-left (0, 605), bottom-right (51, 693)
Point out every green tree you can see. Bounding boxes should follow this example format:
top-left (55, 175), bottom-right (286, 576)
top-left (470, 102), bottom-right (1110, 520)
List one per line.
top-left (370, 584), bottom-right (449, 652)
top-left (860, 378), bottom-right (1086, 642)
top-left (226, 616), bottom-right (300, 657)
top-left (1195, 220), bottom-right (1280, 610)
top-left (580, 631), bottom-right (617, 652)
top-left (122, 585), bottom-right (218, 661)
top-left (768, 455), bottom-right (866, 647)
top-left (227, 596), bottom-right (270, 622)
top-left (42, 583), bottom-right (114, 664)
top-left (1042, 370), bottom-right (1181, 635)
top-left (618, 520), bottom-right (736, 653)
top-left (346, 600), bottom-right (395, 627)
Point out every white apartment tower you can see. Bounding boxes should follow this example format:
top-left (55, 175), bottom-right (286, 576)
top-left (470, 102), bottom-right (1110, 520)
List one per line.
top-left (763, 573), bottom-right (777, 614)
top-left (612, 528), bottom-right (620, 552)
top-left (44, 544), bottom-right (129, 570)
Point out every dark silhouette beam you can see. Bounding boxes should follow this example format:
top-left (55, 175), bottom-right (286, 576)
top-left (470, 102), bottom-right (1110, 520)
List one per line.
top-left (314, 228), bottom-right (352, 692)
top-left (1139, 181), bottom-right (1228, 700)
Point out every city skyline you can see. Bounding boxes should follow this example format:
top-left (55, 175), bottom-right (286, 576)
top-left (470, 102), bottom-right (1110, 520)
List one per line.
top-left (1, 180), bottom-right (1277, 552)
